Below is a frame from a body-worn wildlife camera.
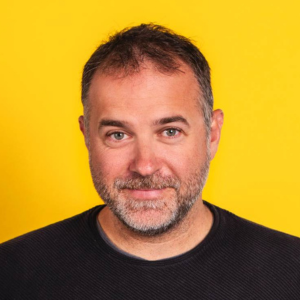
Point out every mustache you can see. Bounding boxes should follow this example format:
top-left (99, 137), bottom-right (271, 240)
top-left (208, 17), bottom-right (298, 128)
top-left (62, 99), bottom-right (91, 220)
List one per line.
top-left (114, 174), bottom-right (180, 190)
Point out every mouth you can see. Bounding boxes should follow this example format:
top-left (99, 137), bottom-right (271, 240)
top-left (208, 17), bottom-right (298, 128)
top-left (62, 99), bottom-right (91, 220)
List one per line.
top-left (122, 188), bottom-right (167, 200)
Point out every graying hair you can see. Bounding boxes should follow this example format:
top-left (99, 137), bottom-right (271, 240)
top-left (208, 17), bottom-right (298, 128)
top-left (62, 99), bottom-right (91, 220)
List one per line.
top-left (81, 23), bottom-right (213, 134)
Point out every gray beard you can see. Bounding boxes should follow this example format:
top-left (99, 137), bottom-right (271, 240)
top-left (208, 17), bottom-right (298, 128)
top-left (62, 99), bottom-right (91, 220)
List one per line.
top-left (90, 153), bottom-right (210, 236)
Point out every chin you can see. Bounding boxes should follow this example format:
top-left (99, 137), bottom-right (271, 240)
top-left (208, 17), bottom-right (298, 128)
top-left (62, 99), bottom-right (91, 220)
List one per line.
top-left (120, 213), bottom-right (178, 236)
top-left (109, 198), bottom-right (193, 236)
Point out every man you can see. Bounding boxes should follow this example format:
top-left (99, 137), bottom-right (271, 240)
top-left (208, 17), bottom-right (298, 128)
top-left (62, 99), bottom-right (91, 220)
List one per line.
top-left (1, 24), bottom-right (300, 299)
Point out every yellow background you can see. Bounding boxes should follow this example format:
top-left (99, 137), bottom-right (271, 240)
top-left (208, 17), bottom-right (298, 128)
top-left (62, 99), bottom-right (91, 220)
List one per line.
top-left (1, 0), bottom-right (300, 243)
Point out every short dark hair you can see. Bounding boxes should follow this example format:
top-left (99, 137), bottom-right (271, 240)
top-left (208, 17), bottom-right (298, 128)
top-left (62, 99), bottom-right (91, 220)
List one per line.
top-left (81, 23), bottom-right (213, 129)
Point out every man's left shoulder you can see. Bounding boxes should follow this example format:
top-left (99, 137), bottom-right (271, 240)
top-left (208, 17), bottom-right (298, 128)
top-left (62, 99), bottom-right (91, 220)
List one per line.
top-left (221, 206), bottom-right (300, 260)
top-left (212, 203), bottom-right (300, 262)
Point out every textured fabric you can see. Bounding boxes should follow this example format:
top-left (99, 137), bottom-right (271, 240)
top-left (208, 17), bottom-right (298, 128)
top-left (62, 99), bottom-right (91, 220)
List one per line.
top-left (1, 202), bottom-right (300, 299)
top-left (96, 218), bottom-right (146, 260)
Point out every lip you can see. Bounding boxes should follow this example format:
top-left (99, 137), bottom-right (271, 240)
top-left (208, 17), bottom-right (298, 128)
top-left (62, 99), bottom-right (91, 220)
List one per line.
top-left (123, 188), bottom-right (166, 199)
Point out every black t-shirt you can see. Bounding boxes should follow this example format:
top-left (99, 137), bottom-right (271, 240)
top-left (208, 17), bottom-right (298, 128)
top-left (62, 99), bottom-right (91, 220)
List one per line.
top-left (1, 202), bottom-right (300, 299)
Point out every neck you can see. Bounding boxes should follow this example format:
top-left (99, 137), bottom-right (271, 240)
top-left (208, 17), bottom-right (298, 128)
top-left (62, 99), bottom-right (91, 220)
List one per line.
top-left (98, 199), bottom-right (213, 261)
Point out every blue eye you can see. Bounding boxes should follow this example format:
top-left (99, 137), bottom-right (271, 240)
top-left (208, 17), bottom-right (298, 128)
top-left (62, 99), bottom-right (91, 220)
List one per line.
top-left (163, 128), bottom-right (180, 137)
top-left (111, 132), bottom-right (125, 140)
top-left (166, 129), bottom-right (177, 136)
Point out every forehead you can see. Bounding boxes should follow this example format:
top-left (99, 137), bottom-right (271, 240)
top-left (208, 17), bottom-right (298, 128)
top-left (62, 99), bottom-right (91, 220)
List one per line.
top-left (87, 63), bottom-right (202, 122)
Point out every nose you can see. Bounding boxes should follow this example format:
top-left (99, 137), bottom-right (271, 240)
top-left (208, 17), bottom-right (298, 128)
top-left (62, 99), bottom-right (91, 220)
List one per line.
top-left (129, 140), bottom-right (161, 177)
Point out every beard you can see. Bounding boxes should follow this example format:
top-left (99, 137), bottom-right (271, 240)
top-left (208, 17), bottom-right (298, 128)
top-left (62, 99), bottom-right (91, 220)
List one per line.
top-left (90, 151), bottom-right (210, 236)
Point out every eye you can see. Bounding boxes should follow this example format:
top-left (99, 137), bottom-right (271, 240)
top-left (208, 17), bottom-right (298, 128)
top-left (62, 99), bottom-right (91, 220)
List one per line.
top-left (162, 128), bottom-right (181, 137)
top-left (108, 132), bottom-right (128, 141)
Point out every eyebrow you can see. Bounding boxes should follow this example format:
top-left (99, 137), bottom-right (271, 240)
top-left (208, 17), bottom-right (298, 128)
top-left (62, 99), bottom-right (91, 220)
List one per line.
top-left (153, 115), bottom-right (190, 127)
top-left (99, 119), bottom-right (129, 129)
top-left (98, 115), bottom-right (190, 129)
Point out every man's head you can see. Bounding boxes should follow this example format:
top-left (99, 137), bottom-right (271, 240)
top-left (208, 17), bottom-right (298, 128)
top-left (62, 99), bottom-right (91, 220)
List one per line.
top-left (81, 23), bottom-right (213, 133)
top-left (79, 24), bottom-right (223, 236)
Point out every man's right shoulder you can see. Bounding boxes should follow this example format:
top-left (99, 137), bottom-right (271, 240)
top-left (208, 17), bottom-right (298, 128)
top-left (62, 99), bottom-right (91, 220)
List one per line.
top-left (0, 206), bottom-right (101, 261)
top-left (0, 206), bottom-right (105, 299)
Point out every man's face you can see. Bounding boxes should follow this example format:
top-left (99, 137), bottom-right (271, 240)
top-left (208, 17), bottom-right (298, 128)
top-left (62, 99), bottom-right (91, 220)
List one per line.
top-left (82, 63), bottom-right (218, 236)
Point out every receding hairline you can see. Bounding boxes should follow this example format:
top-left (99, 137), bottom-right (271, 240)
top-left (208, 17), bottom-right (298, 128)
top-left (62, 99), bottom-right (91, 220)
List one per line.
top-left (83, 59), bottom-right (204, 110)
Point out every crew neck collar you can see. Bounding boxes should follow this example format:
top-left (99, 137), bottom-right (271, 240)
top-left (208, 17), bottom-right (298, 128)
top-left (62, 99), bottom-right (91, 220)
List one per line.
top-left (88, 201), bottom-right (221, 266)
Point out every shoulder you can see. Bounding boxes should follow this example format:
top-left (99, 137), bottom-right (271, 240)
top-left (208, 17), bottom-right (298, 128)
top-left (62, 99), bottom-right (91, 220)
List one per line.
top-left (0, 206), bottom-right (104, 298)
top-left (0, 206), bottom-right (102, 267)
top-left (213, 203), bottom-right (300, 264)
top-left (200, 202), bottom-right (300, 298)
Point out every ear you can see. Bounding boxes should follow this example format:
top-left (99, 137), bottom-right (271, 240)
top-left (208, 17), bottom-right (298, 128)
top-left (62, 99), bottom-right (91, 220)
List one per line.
top-left (209, 109), bottom-right (224, 160)
top-left (78, 115), bottom-right (89, 148)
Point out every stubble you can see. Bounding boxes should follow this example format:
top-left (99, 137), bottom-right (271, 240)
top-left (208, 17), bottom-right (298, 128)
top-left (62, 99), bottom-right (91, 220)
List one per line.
top-left (90, 152), bottom-right (210, 236)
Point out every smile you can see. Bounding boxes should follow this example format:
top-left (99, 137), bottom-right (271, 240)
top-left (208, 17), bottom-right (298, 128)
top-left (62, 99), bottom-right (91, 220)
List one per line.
top-left (123, 188), bottom-right (167, 199)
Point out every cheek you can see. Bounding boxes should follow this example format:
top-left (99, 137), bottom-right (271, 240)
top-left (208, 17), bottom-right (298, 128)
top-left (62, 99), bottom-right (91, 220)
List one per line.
top-left (89, 146), bottom-right (130, 180)
top-left (159, 152), bottom-right (191, 180)
top-left (161, 142), bottom-right (206, 174)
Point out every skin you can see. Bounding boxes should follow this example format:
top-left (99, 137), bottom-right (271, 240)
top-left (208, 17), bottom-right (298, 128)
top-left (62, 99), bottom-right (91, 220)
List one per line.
top-left (79, 62), bottom-right (223, 260)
